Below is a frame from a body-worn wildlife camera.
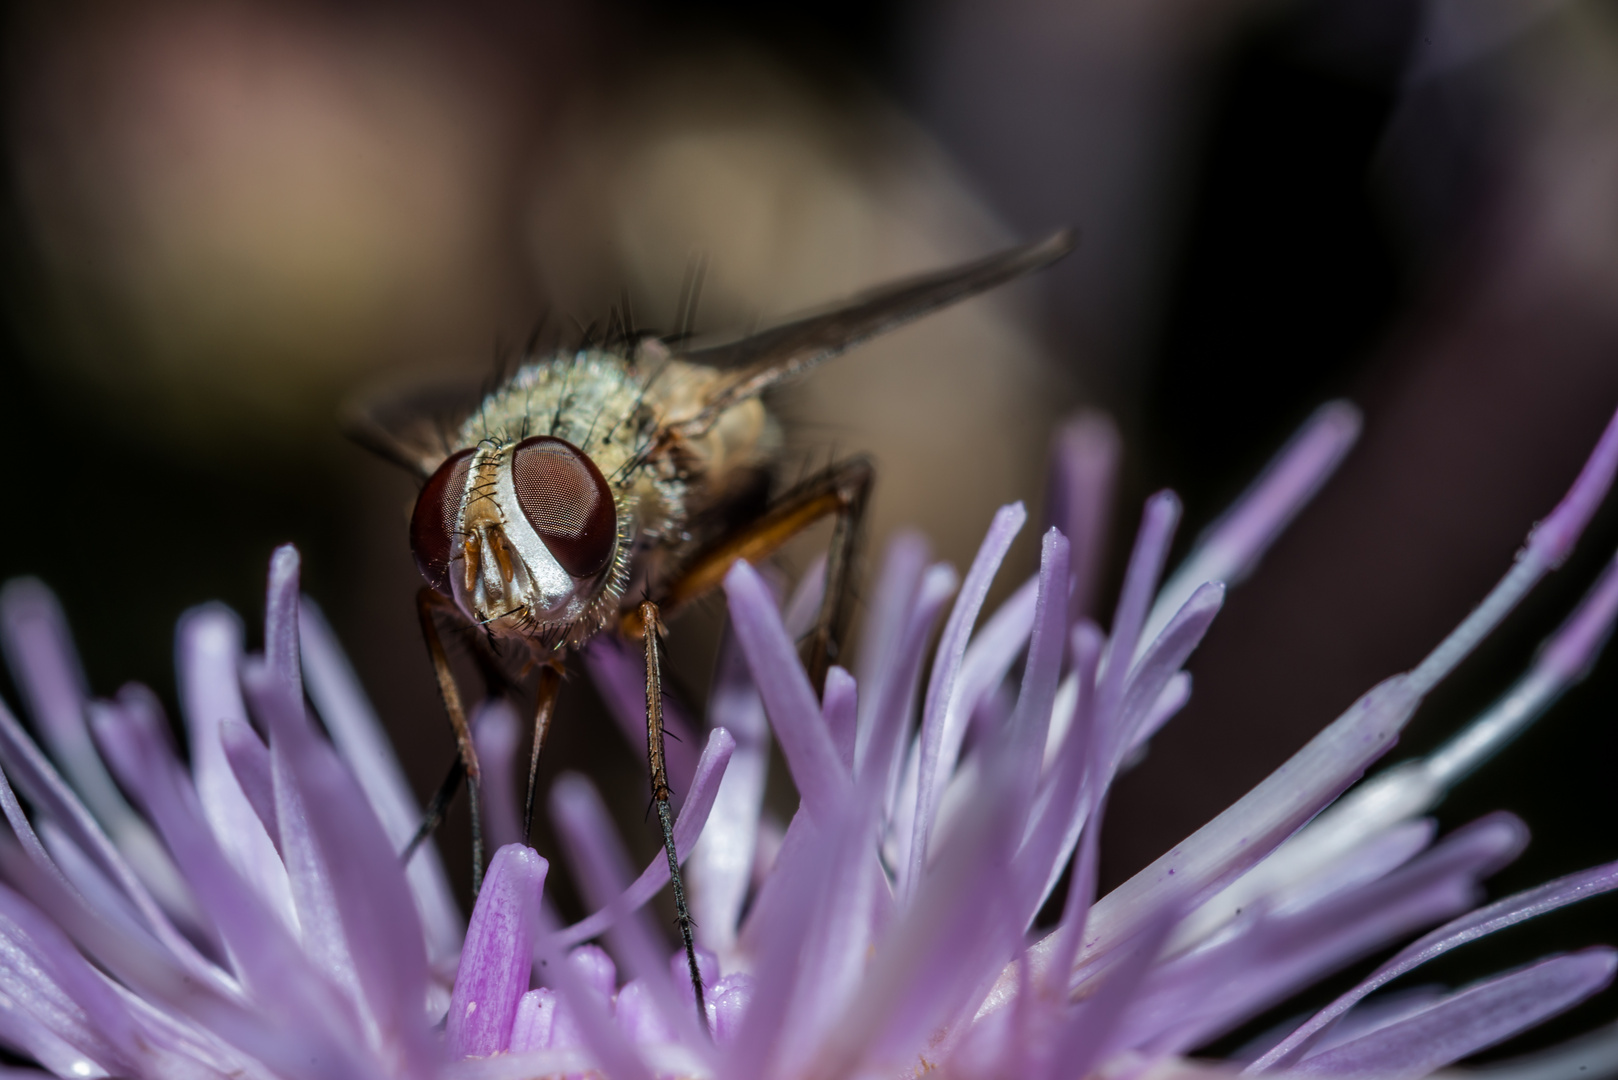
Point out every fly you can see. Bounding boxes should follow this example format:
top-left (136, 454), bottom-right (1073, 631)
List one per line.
top-left (346, 229), bottom-right (1075, 1030)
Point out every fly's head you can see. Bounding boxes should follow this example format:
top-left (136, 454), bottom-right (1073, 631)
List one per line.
top-left (410, 435), bottom-right (627, 647)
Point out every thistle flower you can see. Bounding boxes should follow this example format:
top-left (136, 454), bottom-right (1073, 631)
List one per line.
top-left (1, 402), bottom-right (1617, 1080)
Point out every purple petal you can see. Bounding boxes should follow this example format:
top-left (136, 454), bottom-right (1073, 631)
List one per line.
top-left (580, 634), bottom-right (698, 802)
top-left (1252, 856), bottom-right (1618, 1071)
top-left (177, 606), bottom-right (297, 931)
top-left (771, 810), bottom-right (887, 1069)
top-left (473, 699), bottom-right (523, 856)
top-left (1015, 671), bottom-right (1421, 1007)
top-left (0, 694), bottom-right (230, 996)
top-left (909, 503), bottom-right (1026, 899)
top-left (1409, 405), bottom-right (1618, 697)
top-left (853, 533), bottom-right (929, 777)
top-left (1096, 491), bottom-right (1181, 724)
top-left (0, 881), bottom-right (134, 1075)
top-left (87, 691), bottom-right (385, 1066)
top-left (1111, 582), bottom-right (1224, 769)
top-left (241, 659), bottom-right (435, 1071)
top-left (220, 719), bottom-right (278, 850)
top-left (548, 775), bottom-right (712, 1055)
top-left (0, 580), bottom-right (199, 934)
top-left (531, 905), bottom-right (653, 1080)
top-left (1295, 950), bottom-right (1617, 1080)
top-left (616, 978), bottom-right (675, 1044)
top-left (690, 625), bottom-right (770, 956)
top-left (264, 546), bottom-right (304, 708)
top-left (1039, 903), bottom-right (1184, 1080)
top-left (554, 728), bottom-right (735, 947)
top-left (1525, 402), bottom-right (1618, 567)
top-left (1046, 411), bottom-right (1120, 622)
top-left (723, 561), bottom-right (850, 821)
top-left (857, 562), bottom-right (957, 809)
top-left (299, 597), bottom-right (463, 976)
top-left (721, 807), bottom-right (866, 1080)
top-left (1126, 671), bottom-right (1192, 757)
top-left (1144, 401), bottom-right (1359, 649)
top-left (1001, 529), bottom-right (1071, 839)
top-left (709, 972), bottom-right (755, 1045)
top-left (446, 844), bottom-right (546, 1058)
top-left (1133, 813), bottom-right (1525, 1054)
top-left (936, 576), bottom-right (1039, 794)
top-left (822, 666), bottom-right (857, 773)
top-left (508, 988), bottom-right (557, 1052)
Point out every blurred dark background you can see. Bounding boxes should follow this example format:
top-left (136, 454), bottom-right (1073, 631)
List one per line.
top-left (3, 0), bottom-right (1616, 1061)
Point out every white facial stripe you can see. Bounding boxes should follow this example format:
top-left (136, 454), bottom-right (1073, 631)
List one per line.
top-left (494, 452), bottom-right (573, 608)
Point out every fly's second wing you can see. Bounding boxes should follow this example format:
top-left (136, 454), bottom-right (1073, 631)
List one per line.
top-left (341, 371), bottom-right (491, 479)
top-left (666, 229), bottom-right (1075, 439)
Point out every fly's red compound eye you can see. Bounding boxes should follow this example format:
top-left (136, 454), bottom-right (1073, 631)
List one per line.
top-left (510, 436), bottom-right (617, 578)
top-left (410, 448), bottom-right (474, 593)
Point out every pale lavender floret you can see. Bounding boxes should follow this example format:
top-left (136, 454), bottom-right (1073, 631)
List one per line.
top-left (529, 914), bottom-right (651, 1080)
top-left (1001, 529), bottom-right (1070, 842)
top-left (472, 700), bottom-right (523, 855)
top-left (690, 620), bottom-right (772, 960)
top-left (907, 502), bottom-right (1025, 903)
top-left (857, 561), bottom-right (957, 818)
top-left (86, 689), bottom-right (381, 1080)
top-left (1045, 411), bottom-right (1120, 622)
top-left (1252, 857), bottom-right (1618, 1071)
top-left (548, 775), bottom-right (712, 1057)
top-left (177, 607), bottom-right (297, 936)
top-left (1131, 812), bottom-right (1526, 1056)
top-left (219, 718), bottom-right (279, 847)
top-left (1096, 491), bottom-right (1181, 724)
top-left (553, 727), bottom-right (733, 947)
top-left (0, 581), bottom-right (195, 932)
top-left (1293, 951), bottom-right (1617, 1080)
top-left (507, 988), bottom-right (557, 1052)
top-left (247, 547), bottom-right (438, 1072)
top-left (723, 561), bottom-right (850, 822)
top-left (446, 845), bottom-right (545, 1059)
top-left (820, 666), bottom-right (857, 773)
top-left (852, 532), bottom-right (930, 778)
top-left (298, 599), bottom-right (463, 979)
top-left (707, 974), bottom-right (754, 1045)
top-left (1142, 401), bottom-right (1360, 652)
top-left (1536, 548), bottom-right (1618, 680)
top-left (0, 682), bottom-right (232, 999)
top-left (581, 635), bottom-right (699, 803)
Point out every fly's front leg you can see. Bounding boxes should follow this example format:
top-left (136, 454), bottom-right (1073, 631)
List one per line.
top-left (628, 456), bottom-right (874, 691)
top-left (415, 587), bottom-right (486, 897)
top-left (523, 661), bottom-right (564, 843)
top-left (640, 600), bottom-right (709, 1034)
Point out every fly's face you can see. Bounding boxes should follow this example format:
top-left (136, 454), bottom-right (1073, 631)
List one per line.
top-left (409, 434), bottom-right (622, 641)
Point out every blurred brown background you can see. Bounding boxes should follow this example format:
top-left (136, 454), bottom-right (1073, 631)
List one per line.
top-left (2, 0), bottom-right (1616, 1059)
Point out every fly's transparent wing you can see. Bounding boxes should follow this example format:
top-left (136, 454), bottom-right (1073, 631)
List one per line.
top-left (341, 371), bottom-right (490, 479)
top-left (668, 229), bottom-right (1075, 438)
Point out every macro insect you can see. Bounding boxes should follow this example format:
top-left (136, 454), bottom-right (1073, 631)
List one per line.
top-left (346, 229), bottom-right (1074, 1026)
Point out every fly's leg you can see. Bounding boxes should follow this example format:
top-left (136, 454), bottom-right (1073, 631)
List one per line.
top-left (627, 456), bottom-right (874, 691)
top-left (641, 599), bottom-right (709, 1035)
top-left (523, 662), bottom-right (564, 842)
top-left (401, 757), bottom-right (464, 865)
top-left (414, 587), bottom-right (486, 897)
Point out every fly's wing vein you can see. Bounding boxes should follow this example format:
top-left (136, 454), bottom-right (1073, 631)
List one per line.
top-left (667, 228), bottom-right (1076, 438)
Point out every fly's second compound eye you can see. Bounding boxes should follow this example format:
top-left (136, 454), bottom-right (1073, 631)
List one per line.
top-left (410, 448), bottom-right (475, 593)
top-left (511, 436), bottom-right (617, 579)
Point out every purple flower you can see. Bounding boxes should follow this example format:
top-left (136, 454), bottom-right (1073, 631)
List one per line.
top-left (2, 399), bottom-right (1617, 1080)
